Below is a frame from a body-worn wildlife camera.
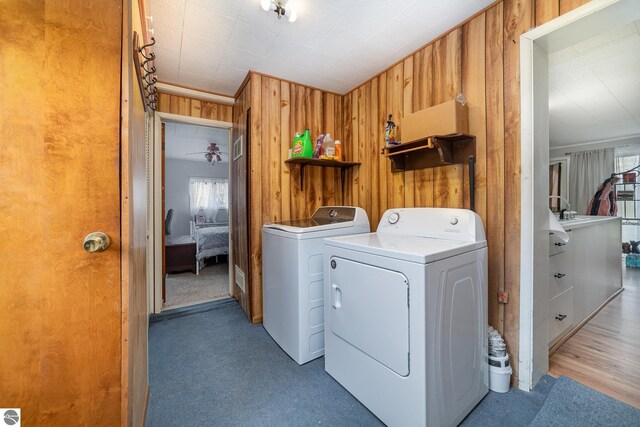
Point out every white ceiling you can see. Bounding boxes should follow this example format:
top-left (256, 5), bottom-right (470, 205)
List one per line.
top-left (549, 19), bottom-right (640, 147)
top-left (164, 122), bottom-right (229, 162)
top-left (149, 0), bottom-right (493, 95)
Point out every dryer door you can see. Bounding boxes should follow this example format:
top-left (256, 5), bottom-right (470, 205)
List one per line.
top-left (329, 257), bottom-right (409, 376)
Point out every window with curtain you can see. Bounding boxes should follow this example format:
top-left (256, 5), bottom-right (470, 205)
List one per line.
top-left (189, 177), bottom-right (229, 222)
top-left (569, 149), bottom-right (615, 215)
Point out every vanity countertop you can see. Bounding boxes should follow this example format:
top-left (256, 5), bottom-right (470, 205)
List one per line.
top-left (557, 215), bottom-right (621, 231)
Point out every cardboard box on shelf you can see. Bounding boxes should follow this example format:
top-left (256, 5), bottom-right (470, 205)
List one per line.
top-left (401, 99), bottom-right (468, 144)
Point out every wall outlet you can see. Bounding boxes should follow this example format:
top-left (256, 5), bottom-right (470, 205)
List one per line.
top-left (498, 291), bottom-right (509, 304)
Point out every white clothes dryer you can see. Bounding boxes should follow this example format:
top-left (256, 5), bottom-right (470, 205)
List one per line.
top-left (323, 208), bottom-right (488, 426)
top-left (262, 206), bottom-right (370, 365)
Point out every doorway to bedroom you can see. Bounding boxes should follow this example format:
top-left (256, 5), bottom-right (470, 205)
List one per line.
top-left (162, 122), bottom-right (231, 310)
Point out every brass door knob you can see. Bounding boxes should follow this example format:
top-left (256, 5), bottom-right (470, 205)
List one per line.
top-left (83, 232), bottom-right (111, 253)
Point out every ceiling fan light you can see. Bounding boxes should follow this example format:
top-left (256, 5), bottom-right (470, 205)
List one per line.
top-left (216, 154), bottom-right (222, 162)
top-left (261, 0), bottom-right (272, 11)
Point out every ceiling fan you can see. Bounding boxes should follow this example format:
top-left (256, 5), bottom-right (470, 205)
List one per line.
top-left (185, 142), bottom-right (227, 165)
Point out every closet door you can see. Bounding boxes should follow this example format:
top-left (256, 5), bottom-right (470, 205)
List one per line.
top-left (0, 2), bottom-right (124, 425)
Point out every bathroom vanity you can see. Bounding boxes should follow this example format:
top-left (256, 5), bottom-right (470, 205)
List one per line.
top-left (548, 216), bottom-right (622, 347)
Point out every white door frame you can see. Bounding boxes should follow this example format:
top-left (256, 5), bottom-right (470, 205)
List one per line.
top-left (519, 0), bottom-right (639, 391)
top-left (150, 111), bottom-right (233, 314)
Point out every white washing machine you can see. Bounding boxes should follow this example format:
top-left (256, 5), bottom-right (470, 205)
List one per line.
top-left (323, 208), bottom-right (488, 427)
top-left (262, 206), bottom-right (370, 365)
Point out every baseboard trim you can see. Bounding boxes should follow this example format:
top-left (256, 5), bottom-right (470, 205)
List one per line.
top-left (549, 287), bottom-right (624, 356)
top-left (150, 298), bottom-right (237, 323)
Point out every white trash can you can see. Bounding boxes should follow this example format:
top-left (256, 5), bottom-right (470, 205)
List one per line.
top-left (488, 354), bottom-right (512, 393)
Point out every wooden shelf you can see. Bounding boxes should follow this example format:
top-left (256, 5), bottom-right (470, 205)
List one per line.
top-left (284, 158), bottom-right (360, 192)
top-left (381, 133), bottom-right (475, 172)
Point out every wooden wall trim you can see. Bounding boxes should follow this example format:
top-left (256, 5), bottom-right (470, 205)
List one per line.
top-left (157, 92), bottom-right (233, 122)
top-left (155, 111), bottom-right (232, 128)
top-left (156, 81), bottom-right (235, 105)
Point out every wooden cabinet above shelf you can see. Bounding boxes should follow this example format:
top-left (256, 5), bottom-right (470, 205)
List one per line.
top-left (381, 133), bottom-right (475, 173)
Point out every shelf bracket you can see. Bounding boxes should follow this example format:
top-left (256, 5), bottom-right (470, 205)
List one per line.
top-left (298, 164), bottom-right (347, 192)
top-left (469, 155), bottom-right (475, 212)
top-left (284, 158), bottom-right (360, 193)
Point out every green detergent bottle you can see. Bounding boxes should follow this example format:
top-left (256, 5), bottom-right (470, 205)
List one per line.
top-left (292, 129), bottom-right (313, 158)
top-left (301, 129), bottom-right (313, 157)
top-left (292, 132), bottom-right (303, 157)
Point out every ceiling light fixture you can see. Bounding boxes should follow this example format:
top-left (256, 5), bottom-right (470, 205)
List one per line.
top-left (261, 0), bottom-right (297, 22)
top-left (204, 143), bottom-right (223, 164)
top-left (186, 142), bottom-right (224, 165)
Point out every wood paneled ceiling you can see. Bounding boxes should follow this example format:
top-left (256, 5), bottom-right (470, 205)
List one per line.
top-left (148, 0), bottom-right (493, 95)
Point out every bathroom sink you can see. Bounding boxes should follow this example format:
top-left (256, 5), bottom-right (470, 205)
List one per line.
top-left (558, 217), bottom-right (589, 224)
top-left (558, 215), bottom-right (610, 226)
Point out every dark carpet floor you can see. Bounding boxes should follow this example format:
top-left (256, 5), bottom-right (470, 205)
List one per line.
top-left (146, 300), bottom-right (635, 426)
top-left (529, 376), bottom-right (640, 427)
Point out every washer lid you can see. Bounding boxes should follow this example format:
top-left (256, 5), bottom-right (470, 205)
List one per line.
top-left (324, 232), bottom-right (487, 264)
top-left (264, 219), bottom-right (355, 233)
top-left (263, 206), bottom-right (369, 234)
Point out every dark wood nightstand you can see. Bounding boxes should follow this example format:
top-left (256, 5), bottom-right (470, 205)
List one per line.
top-left (165, 235), bottom-right (196, 274)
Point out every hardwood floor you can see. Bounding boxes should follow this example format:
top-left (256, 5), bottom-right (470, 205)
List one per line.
top-left (549, 258), bottom-right (640, 408)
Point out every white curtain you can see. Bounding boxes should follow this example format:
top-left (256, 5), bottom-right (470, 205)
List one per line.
top-left (569, 149), bottom-right (615, 215)
top-left (189, 178), bottom-right (229, 222)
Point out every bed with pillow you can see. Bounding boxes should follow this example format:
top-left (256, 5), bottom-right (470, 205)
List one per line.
top-left (190, 208), bottom-right (229, 274)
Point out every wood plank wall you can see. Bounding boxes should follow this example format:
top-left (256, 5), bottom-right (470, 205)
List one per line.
top-left (342, 0), bottom-right (517, 380)
top-left (235, 73), bottom-right (343, 322)
top-left (157, 92), bottom-right (233, 122)
top-left (228, 0), bottom-right (589, 379)
top-left (337, 0), bottom-right (590, 383)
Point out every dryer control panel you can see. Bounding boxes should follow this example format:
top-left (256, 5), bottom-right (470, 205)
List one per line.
top-left (377, 208), bottom-right (486, 243)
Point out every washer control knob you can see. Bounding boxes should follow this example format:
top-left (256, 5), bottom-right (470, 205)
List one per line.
top-left (450, 217), bottom-right (459, 225)
top-left (388, 212), bottom-right (400, 224)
